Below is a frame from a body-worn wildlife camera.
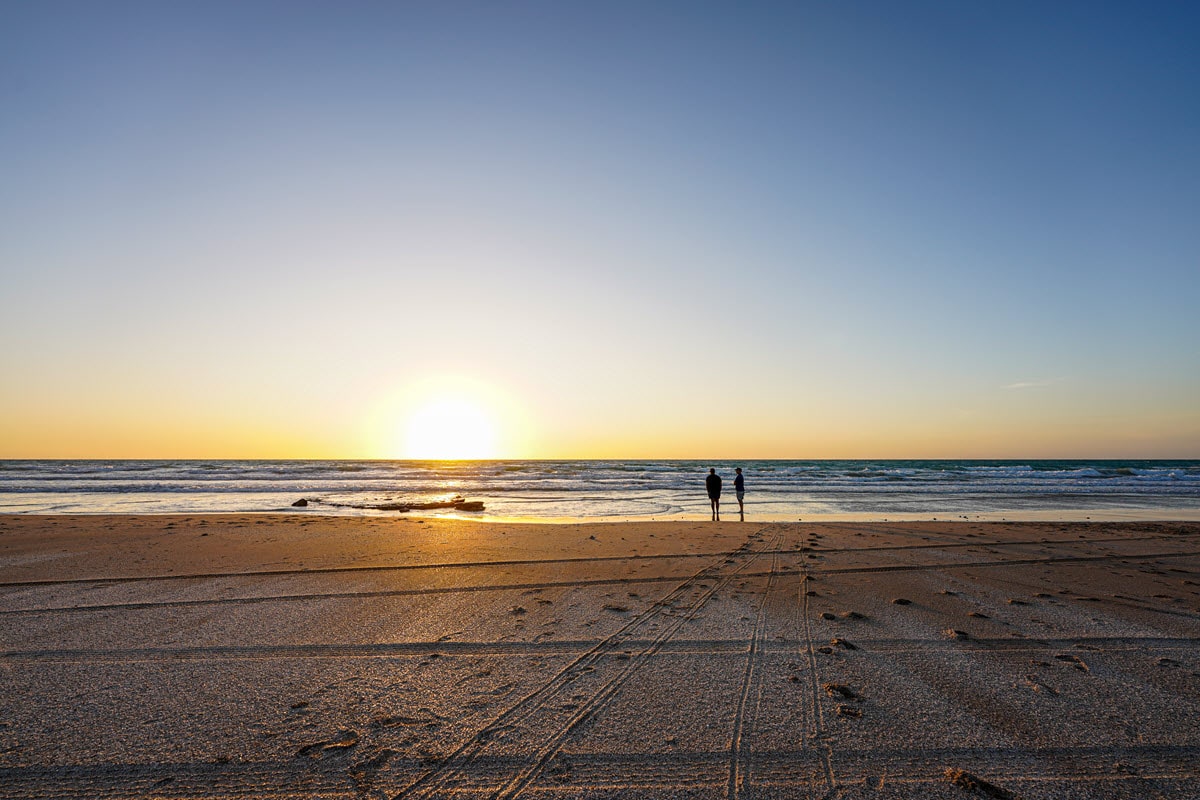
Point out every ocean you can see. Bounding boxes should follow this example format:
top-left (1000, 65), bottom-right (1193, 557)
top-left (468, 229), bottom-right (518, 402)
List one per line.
top-left (1, 459), bottom-right (1199, 521)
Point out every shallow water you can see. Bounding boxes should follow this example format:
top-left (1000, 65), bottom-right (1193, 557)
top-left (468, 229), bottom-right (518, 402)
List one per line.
top-left (2, 459), bottom-right (1198, 520)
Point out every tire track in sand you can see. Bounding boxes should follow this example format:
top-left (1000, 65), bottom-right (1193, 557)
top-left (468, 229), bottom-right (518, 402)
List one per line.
top-left (394, 525), bottom-right (785, 800)
top-left (728, 546), bottom-right (780, 799)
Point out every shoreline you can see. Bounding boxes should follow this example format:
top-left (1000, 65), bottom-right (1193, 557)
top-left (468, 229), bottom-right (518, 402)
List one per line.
top-left (4, 507), bottom-right (1200, 524)
top-left (5, 459), bottom-right (1198, 521)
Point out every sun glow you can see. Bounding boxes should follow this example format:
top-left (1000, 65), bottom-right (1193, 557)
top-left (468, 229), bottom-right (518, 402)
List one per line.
top-left (404, 396), bottom-right (498, 460)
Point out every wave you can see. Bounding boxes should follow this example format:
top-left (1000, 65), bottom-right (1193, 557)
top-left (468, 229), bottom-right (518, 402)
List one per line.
top-left (3, 459), bottom-right (1198, 516)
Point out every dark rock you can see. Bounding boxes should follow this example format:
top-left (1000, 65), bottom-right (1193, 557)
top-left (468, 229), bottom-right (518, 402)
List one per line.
top-left (292, 498), bottom-right (308, 507)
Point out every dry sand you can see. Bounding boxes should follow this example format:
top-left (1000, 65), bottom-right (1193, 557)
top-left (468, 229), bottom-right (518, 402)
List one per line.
top-left (0, 515), bottom-right (1198, 799)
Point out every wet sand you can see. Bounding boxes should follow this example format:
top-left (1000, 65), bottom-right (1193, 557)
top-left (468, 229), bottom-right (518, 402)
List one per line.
top-left (1, 515), bottom-right (1198, 798)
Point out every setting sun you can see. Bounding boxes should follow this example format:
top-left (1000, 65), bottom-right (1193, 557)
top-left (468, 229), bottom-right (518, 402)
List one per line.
top-left (404, 396), bottom-right (497, 460)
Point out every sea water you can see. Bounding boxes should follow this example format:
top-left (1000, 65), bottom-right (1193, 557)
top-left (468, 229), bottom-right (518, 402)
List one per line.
top-left (1, 460), bottom-right (1199, 521)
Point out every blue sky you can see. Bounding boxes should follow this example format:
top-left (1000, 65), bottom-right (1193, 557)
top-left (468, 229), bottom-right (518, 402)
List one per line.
top-left (2, 2), bottom-right (1198, 457)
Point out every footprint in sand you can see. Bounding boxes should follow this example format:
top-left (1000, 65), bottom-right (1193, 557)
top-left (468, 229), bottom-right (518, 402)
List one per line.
top-left (1054, 653), bottom-right (1089, 672)
top-left (822, 683), bottom-right (860, 700)
top-left (1022, 674), bottom-right (1059, 695)
top-left (943, 768), bottom-right (1015, 799)
top-left (297, 729), bottom-right (359, 759)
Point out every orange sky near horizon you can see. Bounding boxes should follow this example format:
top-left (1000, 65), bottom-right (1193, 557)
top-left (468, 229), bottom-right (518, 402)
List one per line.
top-left (1, 371), bottom-right (1194, 460)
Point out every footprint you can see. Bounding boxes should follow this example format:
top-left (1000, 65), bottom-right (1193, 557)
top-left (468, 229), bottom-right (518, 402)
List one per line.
top-left (372, 710), bottom-right (443, 728)
top-left (297, 729), bottom-right (359, 759)
top-left (943, 768), bottom-right (1015, 799)
top-left (1022, 674), bottom-right (1059, 695)
top-left (1054, 653), bottom-right (1089, 672)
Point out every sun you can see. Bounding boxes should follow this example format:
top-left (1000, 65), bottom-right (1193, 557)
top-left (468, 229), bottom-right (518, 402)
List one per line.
top-left (404, 396), bottom-right (497, 460)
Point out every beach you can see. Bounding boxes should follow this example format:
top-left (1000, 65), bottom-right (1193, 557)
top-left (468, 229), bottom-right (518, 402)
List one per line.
top-left (1, 515), bottom-right (1198, 799)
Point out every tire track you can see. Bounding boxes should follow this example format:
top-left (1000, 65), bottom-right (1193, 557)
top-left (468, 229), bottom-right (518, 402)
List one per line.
top-left (728, 547), bottom-right (780, 799)
top-left (4, 634), bottom-right (1194, 664)
top-left (807, 532), bottom-right (1197, 555)
top-left (4, 547), bottom-right (1193, 618)
top-left (0, 551), bottom-right (750, 589)
top-left (2, 744), bottom-right (1196, 799)
top-left (815, 549), bottom-right (1200, 576)
top-left (0, 574), bottom-right (742, 616)
top-left (491, 528), bottom-right (788, 800)
top-left (5, 528), bottom-right (1189, 590)
top-left (395, 526), bottom-right (784, 799)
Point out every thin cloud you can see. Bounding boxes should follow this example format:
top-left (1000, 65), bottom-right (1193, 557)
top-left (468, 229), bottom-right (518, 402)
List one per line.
top-left (1004, 378), bottom-right (1067, 390)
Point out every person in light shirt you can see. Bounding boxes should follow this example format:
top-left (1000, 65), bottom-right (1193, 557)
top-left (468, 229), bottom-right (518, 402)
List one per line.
top-left (734, 467), bottom-right (745, 521)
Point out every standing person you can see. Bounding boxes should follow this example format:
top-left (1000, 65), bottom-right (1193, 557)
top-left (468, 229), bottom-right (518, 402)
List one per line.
top-left (706, 468), bottom-right (722, 521)
top-left (734, 467), bottom-right (745, 521)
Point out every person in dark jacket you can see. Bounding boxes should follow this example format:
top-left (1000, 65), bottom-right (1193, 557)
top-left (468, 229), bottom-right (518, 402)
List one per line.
top-left (706, 468), bottom-right (722, 521)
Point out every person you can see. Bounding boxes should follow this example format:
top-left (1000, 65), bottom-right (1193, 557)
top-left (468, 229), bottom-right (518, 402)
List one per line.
top-left (734, 467), bottom-right (745, 521)
top-left (706, 468), bottom-right (722, 521)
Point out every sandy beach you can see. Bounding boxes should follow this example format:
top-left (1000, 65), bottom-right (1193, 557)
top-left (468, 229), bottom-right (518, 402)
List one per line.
top-left (1, 515), bottom-right (1197, 799)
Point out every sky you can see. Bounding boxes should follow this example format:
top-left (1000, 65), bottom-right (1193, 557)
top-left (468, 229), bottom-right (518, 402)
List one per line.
top-left (1, 1), bottom-right (1198, 459)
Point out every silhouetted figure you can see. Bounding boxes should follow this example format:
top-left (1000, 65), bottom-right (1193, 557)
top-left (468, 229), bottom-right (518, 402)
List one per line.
top-left (734, 467), bottom-right (745, 521)
top-left (706, 468), bottom-right (722, 521)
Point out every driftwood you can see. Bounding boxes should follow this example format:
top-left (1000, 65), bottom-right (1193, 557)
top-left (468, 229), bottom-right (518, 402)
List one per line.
top-left (291, 496), bottom-right (484, 513)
